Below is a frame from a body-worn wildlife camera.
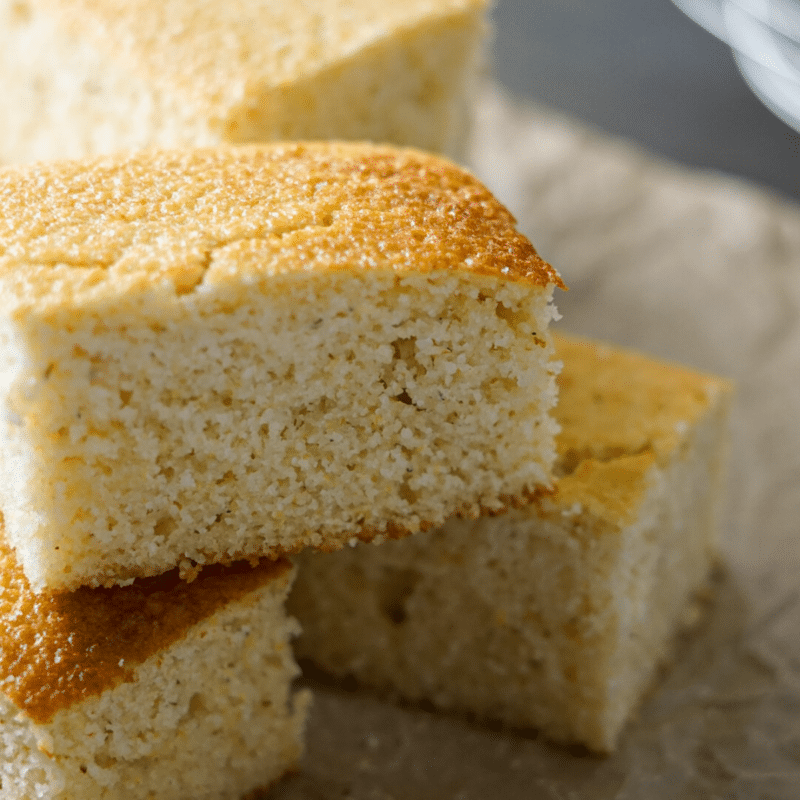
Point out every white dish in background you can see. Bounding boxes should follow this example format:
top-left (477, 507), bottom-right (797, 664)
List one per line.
top-left (672, 0), bottom-right (800, 131)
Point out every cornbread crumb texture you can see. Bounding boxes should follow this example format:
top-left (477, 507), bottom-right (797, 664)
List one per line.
top-left (290, 334), bottom-right (732, 752)
top-left (0, 144), bottom-right (562, 592)
top-left (0, 0), bottom-right (488, 161)
top-left (0, 541), bottom-right (309, 800)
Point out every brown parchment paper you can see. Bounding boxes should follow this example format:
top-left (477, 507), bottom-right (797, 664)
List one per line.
top-left (272, 84), bottom-right (800, 800)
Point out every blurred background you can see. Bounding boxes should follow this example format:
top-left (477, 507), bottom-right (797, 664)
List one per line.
top-left (490, 0), bottom-right (800, 202)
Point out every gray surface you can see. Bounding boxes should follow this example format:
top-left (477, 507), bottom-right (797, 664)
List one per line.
top-left (490, 0), bottom-right (800, 201)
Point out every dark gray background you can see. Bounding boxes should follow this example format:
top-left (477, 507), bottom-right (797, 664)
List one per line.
top-left (490, 0), bottom-right (800, 202)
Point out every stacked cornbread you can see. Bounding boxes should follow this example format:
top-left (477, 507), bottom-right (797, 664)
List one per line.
top-left (0, 0), bottom-right (733, 796)
top-left (0, 3), bottom-right (538, 796)
top-left (0, 142), bottom-right (563, 797)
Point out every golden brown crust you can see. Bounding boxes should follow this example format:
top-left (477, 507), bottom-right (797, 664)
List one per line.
top-left (527, 332), bottom-right (734, 524)
top-left (552, 332), bottom-right (732, 472)
top-left (0, 143), bottom-right (562, 311)
top-left (0, 529), bottom-right (291, 724)
top-left (552, 453), bottom-right (655, 526)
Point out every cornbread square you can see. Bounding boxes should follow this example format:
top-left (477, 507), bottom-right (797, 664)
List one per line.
top-left (0, 0), bottom-right (487, 163)
top-left (0, 142), bottom-right (563, 592)
top-left (289, 333), bottom-right (733, 753)
top-left (0, 541), bottom-right (309, 800)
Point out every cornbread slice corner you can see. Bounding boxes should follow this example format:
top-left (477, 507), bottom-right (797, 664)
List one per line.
top-left (0, 540), bottom-right (309, 800)
top-left (0, 0), bottom-right (488, 163)
top-left (289, 333), bottom-right (733, 753)
top-left (0, 142), bottom-right (563, 592)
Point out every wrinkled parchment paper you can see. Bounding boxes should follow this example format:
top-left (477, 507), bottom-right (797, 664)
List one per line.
top-left (272, 85), bottom-right (800, 800)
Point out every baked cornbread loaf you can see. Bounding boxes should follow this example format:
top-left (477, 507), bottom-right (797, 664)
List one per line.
top-left (0, 536), bottom-right (309, 800)
top-left (289, 333), bottom-right (733, 753)
top-left (0, 142), bottom-right (563, 592)
top-left (0, 0), bottom-right (487, 163)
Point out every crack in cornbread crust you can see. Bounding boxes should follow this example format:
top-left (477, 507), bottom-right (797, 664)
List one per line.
top-left (552, 334), bottom-right (730, 479)
top-left (0, 531), bottom-right (291, 723)
top-left (0, 143), bottom-right (562, 592)
top-left (539, 334), bottom-right (734, 530)
top-left (0, 144), bottom-right (561, 293)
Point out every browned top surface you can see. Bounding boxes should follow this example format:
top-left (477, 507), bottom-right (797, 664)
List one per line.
top-left (31, 0), bottom-right (486, 113)
top-left (549, 332), bottom-right (732, 524)
top-left (0, 143), bottom-right (562, 313)
top-left (0, 534), bottom-right (291, 723)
